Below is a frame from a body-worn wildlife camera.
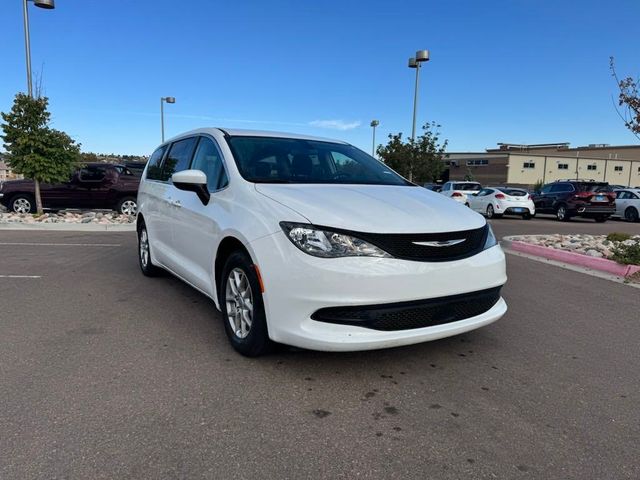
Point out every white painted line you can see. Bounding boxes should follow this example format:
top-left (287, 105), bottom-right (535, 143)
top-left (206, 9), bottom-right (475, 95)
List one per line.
top-left (0, 242), bottom-right (120, 247)
top-left (0, 275), bottom-right (42, 278)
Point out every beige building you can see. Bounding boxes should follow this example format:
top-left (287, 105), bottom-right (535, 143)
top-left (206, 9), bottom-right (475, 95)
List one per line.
top-left (447, 143), bottom-right (640, 188)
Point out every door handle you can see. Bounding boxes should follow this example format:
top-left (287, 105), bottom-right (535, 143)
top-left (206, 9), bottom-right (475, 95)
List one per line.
top-left (172, 200), bottom-right (182, 208)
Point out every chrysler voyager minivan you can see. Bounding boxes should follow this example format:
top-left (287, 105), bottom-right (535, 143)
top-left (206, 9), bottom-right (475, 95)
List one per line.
top-left (137, 128), bottom-right (507, 356)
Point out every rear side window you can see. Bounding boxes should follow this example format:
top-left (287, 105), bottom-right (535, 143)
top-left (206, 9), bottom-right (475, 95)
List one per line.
top-left (146, 146), bottom-right (168, 181)
top-left (79, 166), bottom-right (106, 182)
top-left (550, 183), bottom-right (573, 193)
top-left (162, 137), bottom-right (198, 182)
top-left (191, 137), bottom-right (229, 191)
top-left (577, 183), bottom-right (611, 193)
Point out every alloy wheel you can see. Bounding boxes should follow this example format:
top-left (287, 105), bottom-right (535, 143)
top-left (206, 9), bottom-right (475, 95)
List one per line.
top-left (486, 205), bottom-right (494, 218)
top-left (557, 206), bottom-right (566, 221)
top-left (225, 268), bottom-right (253, 339)
top-left (121, 200), bottom-right (137, 216)
top-left (625, 208), bottom-right (639, 222)
top-left (13, 198), bottom-right (31, 214)
top-left (139, 228), bottom-right (149, 268)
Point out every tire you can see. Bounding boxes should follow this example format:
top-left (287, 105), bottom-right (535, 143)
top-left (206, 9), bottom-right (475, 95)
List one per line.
top-left (555, 204), bottom-right (570, 222)
top-left (594, 215), bottom-right (607, 223)
top-left (117, 196), bottom-right (138, 216)
top-left (624, 207), bottom-right (639, 223)
top-left (522, 212), bottom-right (532, 220)
top-left (10, 194), bottom-right (35, 214)
top-left (485, 204), bottom-right (502, 219)
top-left (220, 250), bottom-right (272, 357)
top-left (137, 221), bottom-right (162, 277)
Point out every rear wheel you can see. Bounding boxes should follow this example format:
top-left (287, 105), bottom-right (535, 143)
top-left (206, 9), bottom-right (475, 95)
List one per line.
top-left (624, 207), bottom-right (639, 222)
top-left (556, 204), bottom-right (570, 221)
top-left (220, 251), bottom-right (272, 357)
top-left (522, 212), bottom-right (532, 220)
top-left (117, 196), bottom-right (137, 216)
top-left (10, 194), bottom-right (35, 214)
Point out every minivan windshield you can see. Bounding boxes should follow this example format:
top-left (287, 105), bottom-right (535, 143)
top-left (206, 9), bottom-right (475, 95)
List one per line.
top-left (226, 136), bottom-right (411, 186)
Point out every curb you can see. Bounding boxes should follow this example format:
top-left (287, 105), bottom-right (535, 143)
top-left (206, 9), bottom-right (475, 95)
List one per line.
top-left (502, 236), bottom-right (640, 277)
top-left (0, 223), bottom-right (136, 232)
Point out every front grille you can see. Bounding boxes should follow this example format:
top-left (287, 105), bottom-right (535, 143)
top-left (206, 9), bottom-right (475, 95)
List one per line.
top-left (311, 287), bottom-right (502, 331)
top-left (354, 225), bottom-right (488, 262)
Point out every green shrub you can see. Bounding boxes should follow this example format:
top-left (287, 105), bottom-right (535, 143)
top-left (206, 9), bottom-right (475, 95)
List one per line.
top-left (606, 232), bottom-right (632, 242)
top-left (611, 242), bottom-right (640, 265)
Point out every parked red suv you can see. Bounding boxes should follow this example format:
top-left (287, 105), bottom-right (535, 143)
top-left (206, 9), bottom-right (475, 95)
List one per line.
top-left (0, 163), bottom-right (141, 214)
top-left (531, 180), bottom-right (616, 222)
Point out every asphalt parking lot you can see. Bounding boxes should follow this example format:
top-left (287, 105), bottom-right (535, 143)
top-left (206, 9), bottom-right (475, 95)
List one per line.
top-left (1, 216), bottom-right (639, 479)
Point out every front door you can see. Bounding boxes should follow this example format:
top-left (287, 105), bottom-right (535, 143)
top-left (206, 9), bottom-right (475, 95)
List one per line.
top-left (170, 136), bottom-right (229, 297)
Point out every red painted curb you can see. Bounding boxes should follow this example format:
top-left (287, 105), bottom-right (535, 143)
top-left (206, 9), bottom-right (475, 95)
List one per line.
top-left (508, 240), bottom-right (640, 277)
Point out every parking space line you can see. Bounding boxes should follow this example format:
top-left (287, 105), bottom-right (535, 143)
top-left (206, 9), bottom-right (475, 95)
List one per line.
top-left (0, 243), bottom-right (120, 247)
top-left (0, 275), bottom-right (42, 278)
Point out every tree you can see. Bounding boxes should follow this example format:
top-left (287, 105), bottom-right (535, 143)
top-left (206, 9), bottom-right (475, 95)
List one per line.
top-left (376, 121), bottom-right (448, 183)
top-left (1, 93), bottom-right (80, 214)
top-left (610, 57), bottom-right (640, 140)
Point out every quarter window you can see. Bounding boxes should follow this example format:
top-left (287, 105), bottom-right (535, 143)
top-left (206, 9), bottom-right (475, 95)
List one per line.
top-left (146, 145), bottom-right (168, 181)
top-left (191, 137), bottom-right (229, 191)
top-left (523, 162), bottom-right (535, 169)
top-left (78, 166), bottom-right (106, 182)
top-left (162, 137), bottom-right (198, 182)
top-left (558, 163), bottom-right (569, 170)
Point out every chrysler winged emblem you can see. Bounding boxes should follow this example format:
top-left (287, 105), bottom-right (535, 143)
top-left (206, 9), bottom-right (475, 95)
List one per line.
top-left (412, 239), bottom-right (466, 247)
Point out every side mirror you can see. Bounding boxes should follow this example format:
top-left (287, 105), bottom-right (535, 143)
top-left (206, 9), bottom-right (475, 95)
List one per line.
top-left (172, 170), bottom-right (210, 205)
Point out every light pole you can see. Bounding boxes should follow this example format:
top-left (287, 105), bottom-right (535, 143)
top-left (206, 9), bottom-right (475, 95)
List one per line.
top-left (160, 96), bottom-right (176, 142)
top-left (370, 120), bottom-right (379, 157)
top-left (22, 0), bottom-right (55, 97)
top-left (408, 49), bottom-right (430, 140)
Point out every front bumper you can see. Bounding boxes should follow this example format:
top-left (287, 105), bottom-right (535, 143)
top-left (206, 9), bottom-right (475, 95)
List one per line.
top-left (249, 231), bottom-right (508, 351)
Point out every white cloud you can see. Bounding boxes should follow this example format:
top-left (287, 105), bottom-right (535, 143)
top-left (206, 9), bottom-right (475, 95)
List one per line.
top-left (308, 119), bottom-right (361, 131)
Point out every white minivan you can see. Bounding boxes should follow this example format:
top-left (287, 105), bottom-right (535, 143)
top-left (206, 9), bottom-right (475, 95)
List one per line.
top-left (137, 128), bottom-right (507, 356)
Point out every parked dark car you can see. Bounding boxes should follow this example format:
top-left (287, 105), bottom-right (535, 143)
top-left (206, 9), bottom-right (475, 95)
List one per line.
top-left (531, 180), bottom-right (616, 222)
top-left (0, 163), bottom-right (140, 214)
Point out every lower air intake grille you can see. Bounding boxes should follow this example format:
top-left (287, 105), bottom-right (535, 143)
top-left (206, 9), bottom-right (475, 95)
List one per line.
top-left (311, 287), bottom-right (502, 331)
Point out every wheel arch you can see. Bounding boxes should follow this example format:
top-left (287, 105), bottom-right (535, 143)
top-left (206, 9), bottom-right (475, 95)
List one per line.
top-left (214, 236), bottom-right (254, 305)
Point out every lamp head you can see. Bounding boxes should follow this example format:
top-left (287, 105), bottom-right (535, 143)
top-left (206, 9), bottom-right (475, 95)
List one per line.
top-left (33, 0), bottom-right (55, 9)
top-left (415, 50), bottom-right (430, 62)
top-left (370, 120), bottom-right (379, 127)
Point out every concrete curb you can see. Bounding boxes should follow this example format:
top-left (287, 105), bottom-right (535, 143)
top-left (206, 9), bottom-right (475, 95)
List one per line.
top-left (502, 236), bottom-right (640, 277)
top-left (0, 223), bottom-right (136, 232)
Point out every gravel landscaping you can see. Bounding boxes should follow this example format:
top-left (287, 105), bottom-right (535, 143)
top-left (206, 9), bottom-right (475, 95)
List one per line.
top-left (507, 233), bottom-right (640, 262)
top-left (0, 210), bottom-right (135, 225)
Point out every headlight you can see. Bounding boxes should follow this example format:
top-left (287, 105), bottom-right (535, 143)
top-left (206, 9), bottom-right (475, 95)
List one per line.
top-left (280, 222), bottom-right (391, 258)
top-left (483, 223), bottom-right (498, 250)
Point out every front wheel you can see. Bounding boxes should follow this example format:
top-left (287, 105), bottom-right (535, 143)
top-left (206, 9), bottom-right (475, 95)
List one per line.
top-left (138, 222), bottom-right (162, 277)
top-left (10, 194), bottom-right (35, 214)
top-left (522, 212), bottom-right (533, 220)
top-left (220, 251), bottom-right (272, 357)
top-left (594, 215), bottom-right (607, 223)
top-left (117, 196), bottom-right (138, 216)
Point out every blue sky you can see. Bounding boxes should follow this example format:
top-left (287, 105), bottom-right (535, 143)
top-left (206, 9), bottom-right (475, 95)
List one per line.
top-left (1, 0), bottom-right (638, 156)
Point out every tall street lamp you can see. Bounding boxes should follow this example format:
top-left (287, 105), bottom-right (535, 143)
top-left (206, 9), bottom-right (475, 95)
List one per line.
top-left (370, 120), bottom-right (379, 157)
top-left (22, 0), bottom-right (55, 97)
top-left (408, 49), bottom-right (430, 140)
top-left (160, 96), bottom-right (176, 142)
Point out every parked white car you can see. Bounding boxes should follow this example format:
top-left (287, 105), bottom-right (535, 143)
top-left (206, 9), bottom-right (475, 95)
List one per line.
top-left (613, 189), bottom-right (640, 222)
top-left (440, 181), bottom-right (482, 203)
top-left (137, 128), bottom-right (507, 356)
top-left (468, 187), bottom-right (535, 219)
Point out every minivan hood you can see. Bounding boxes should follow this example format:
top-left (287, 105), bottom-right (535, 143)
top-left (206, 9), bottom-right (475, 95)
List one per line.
top-left (255, 184), bottom-right (486, 233)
